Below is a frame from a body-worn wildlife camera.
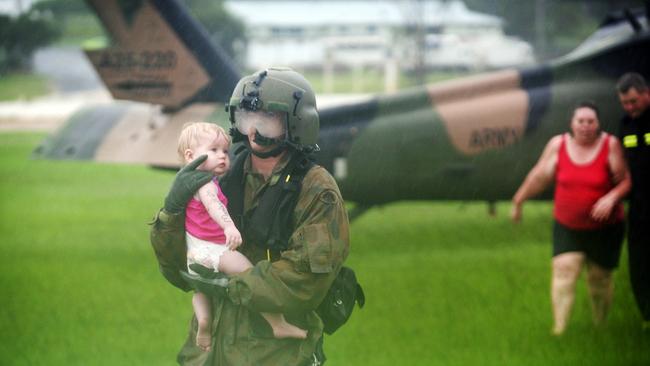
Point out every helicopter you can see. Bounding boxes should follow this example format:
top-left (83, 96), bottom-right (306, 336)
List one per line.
top-left (33, 0), bottom-right (650, 217)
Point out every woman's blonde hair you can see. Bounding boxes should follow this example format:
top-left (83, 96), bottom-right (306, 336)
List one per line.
top-left (177, 122), bottom-right (230, 163)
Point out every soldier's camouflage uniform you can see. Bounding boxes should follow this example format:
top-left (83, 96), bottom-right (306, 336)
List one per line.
top-left (150, 153), bottom-right (350, 366)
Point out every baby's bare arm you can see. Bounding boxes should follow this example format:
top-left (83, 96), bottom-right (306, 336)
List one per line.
top-left (197, 183), bottom-right (242, 248)
top-left (198, 183), bottom-right (234, 227)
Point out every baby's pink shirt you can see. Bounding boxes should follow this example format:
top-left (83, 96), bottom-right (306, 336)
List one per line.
top-left (185, 179), bottom-right (228, 244)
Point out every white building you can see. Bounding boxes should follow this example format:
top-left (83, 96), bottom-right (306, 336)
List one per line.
top-left (224, 0), bottom-right (535, 72)
top-left (0, 0), bottom-right (36, 16)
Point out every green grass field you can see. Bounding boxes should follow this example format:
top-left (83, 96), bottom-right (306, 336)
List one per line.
top-left (1, 132), bottom-right (648, 365)
top-left (0, 74), bottom-right (51, 101)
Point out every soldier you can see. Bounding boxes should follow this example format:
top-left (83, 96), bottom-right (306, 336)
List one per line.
top-left (616, 72), bottom-right (650, 329)
top-left (150, 67), bottom-right (350, 365)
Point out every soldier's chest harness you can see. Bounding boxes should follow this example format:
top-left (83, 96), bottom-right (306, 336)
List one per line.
top-left (220, 148), bottom-right (314, 256)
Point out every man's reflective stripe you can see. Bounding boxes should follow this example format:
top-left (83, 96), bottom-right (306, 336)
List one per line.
top-left (624, 135), bottom-right (638, 148)
top-left (645, 133), bottom-right (650, 145)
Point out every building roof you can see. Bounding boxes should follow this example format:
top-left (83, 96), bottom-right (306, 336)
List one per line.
top-left (224, 0), bottom-right (501, 28)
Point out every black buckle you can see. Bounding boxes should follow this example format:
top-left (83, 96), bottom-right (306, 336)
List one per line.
top-left (292, 90), bottom-right (303, 117)
top-left (240, 90), bottom-right (261, 111)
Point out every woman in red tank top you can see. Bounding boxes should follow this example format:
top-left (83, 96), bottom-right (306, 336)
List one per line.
top-left (510, 101), bottom-right (631, 335)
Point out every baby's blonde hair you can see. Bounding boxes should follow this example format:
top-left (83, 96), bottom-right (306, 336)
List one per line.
top-left (177, 122), bottom-right (231, 163)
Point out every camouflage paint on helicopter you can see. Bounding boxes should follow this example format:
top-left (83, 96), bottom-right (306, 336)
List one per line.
top-left (84, 0), bottom-right (239, 108)
top-left (33, 0), bottom-right (650, 207)
top-left (84, 2), bottom-right (211, 108)
top-left (315, 66), bottom-right (554, 204)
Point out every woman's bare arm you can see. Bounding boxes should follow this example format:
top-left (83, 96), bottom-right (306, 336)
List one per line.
top-left (591, 135), bottom-right (631, 221)
top-left (511, 135), bottom-right (562, 222)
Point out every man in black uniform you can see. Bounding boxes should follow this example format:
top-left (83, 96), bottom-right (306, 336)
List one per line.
top-left (616, 72), bottom-right (650, 329)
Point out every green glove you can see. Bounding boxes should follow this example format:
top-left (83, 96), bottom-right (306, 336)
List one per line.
top-left (163, 155), bottom-right (213, 214)
top-left (181, 264), bottom-right (230, 299)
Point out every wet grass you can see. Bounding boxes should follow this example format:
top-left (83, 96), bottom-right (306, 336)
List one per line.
top-left (1, 132), bottom-right (648, 365)
top-left (329, 203), bottom-right (647, 366)
top-left (0, 74), bottom-right (51, 101)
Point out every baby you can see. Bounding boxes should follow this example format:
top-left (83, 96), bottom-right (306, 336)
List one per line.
top-left (177, 122), bottom-right (307, 351)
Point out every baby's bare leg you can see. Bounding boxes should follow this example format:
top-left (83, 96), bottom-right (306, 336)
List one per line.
top-left (261, 312), bottom-right (308, 339)
top-left (217, 250), bottom-right (254, 273)
top-left (218, 251), bottom-right (307, 339)
top-left (192, 292), bottom-right (212, 351)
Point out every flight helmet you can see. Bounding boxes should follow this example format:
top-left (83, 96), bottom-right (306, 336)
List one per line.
top-left (227, 67), bottom-right (320, 155)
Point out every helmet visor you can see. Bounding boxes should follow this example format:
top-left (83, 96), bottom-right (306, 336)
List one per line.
top-left (234, 110), bottom-right (286, 139)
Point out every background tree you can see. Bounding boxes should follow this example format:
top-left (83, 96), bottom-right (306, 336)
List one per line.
top-left (183, 0), bottom-right (247, 66)
top-left (0, 10), bottom-right (61, 75)
top-left (32, 0), bottom-right (246, 65)
top-left (464, 0), bottom-right (646, 59)
top-left (32, 0), bottom-right (88, 15)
